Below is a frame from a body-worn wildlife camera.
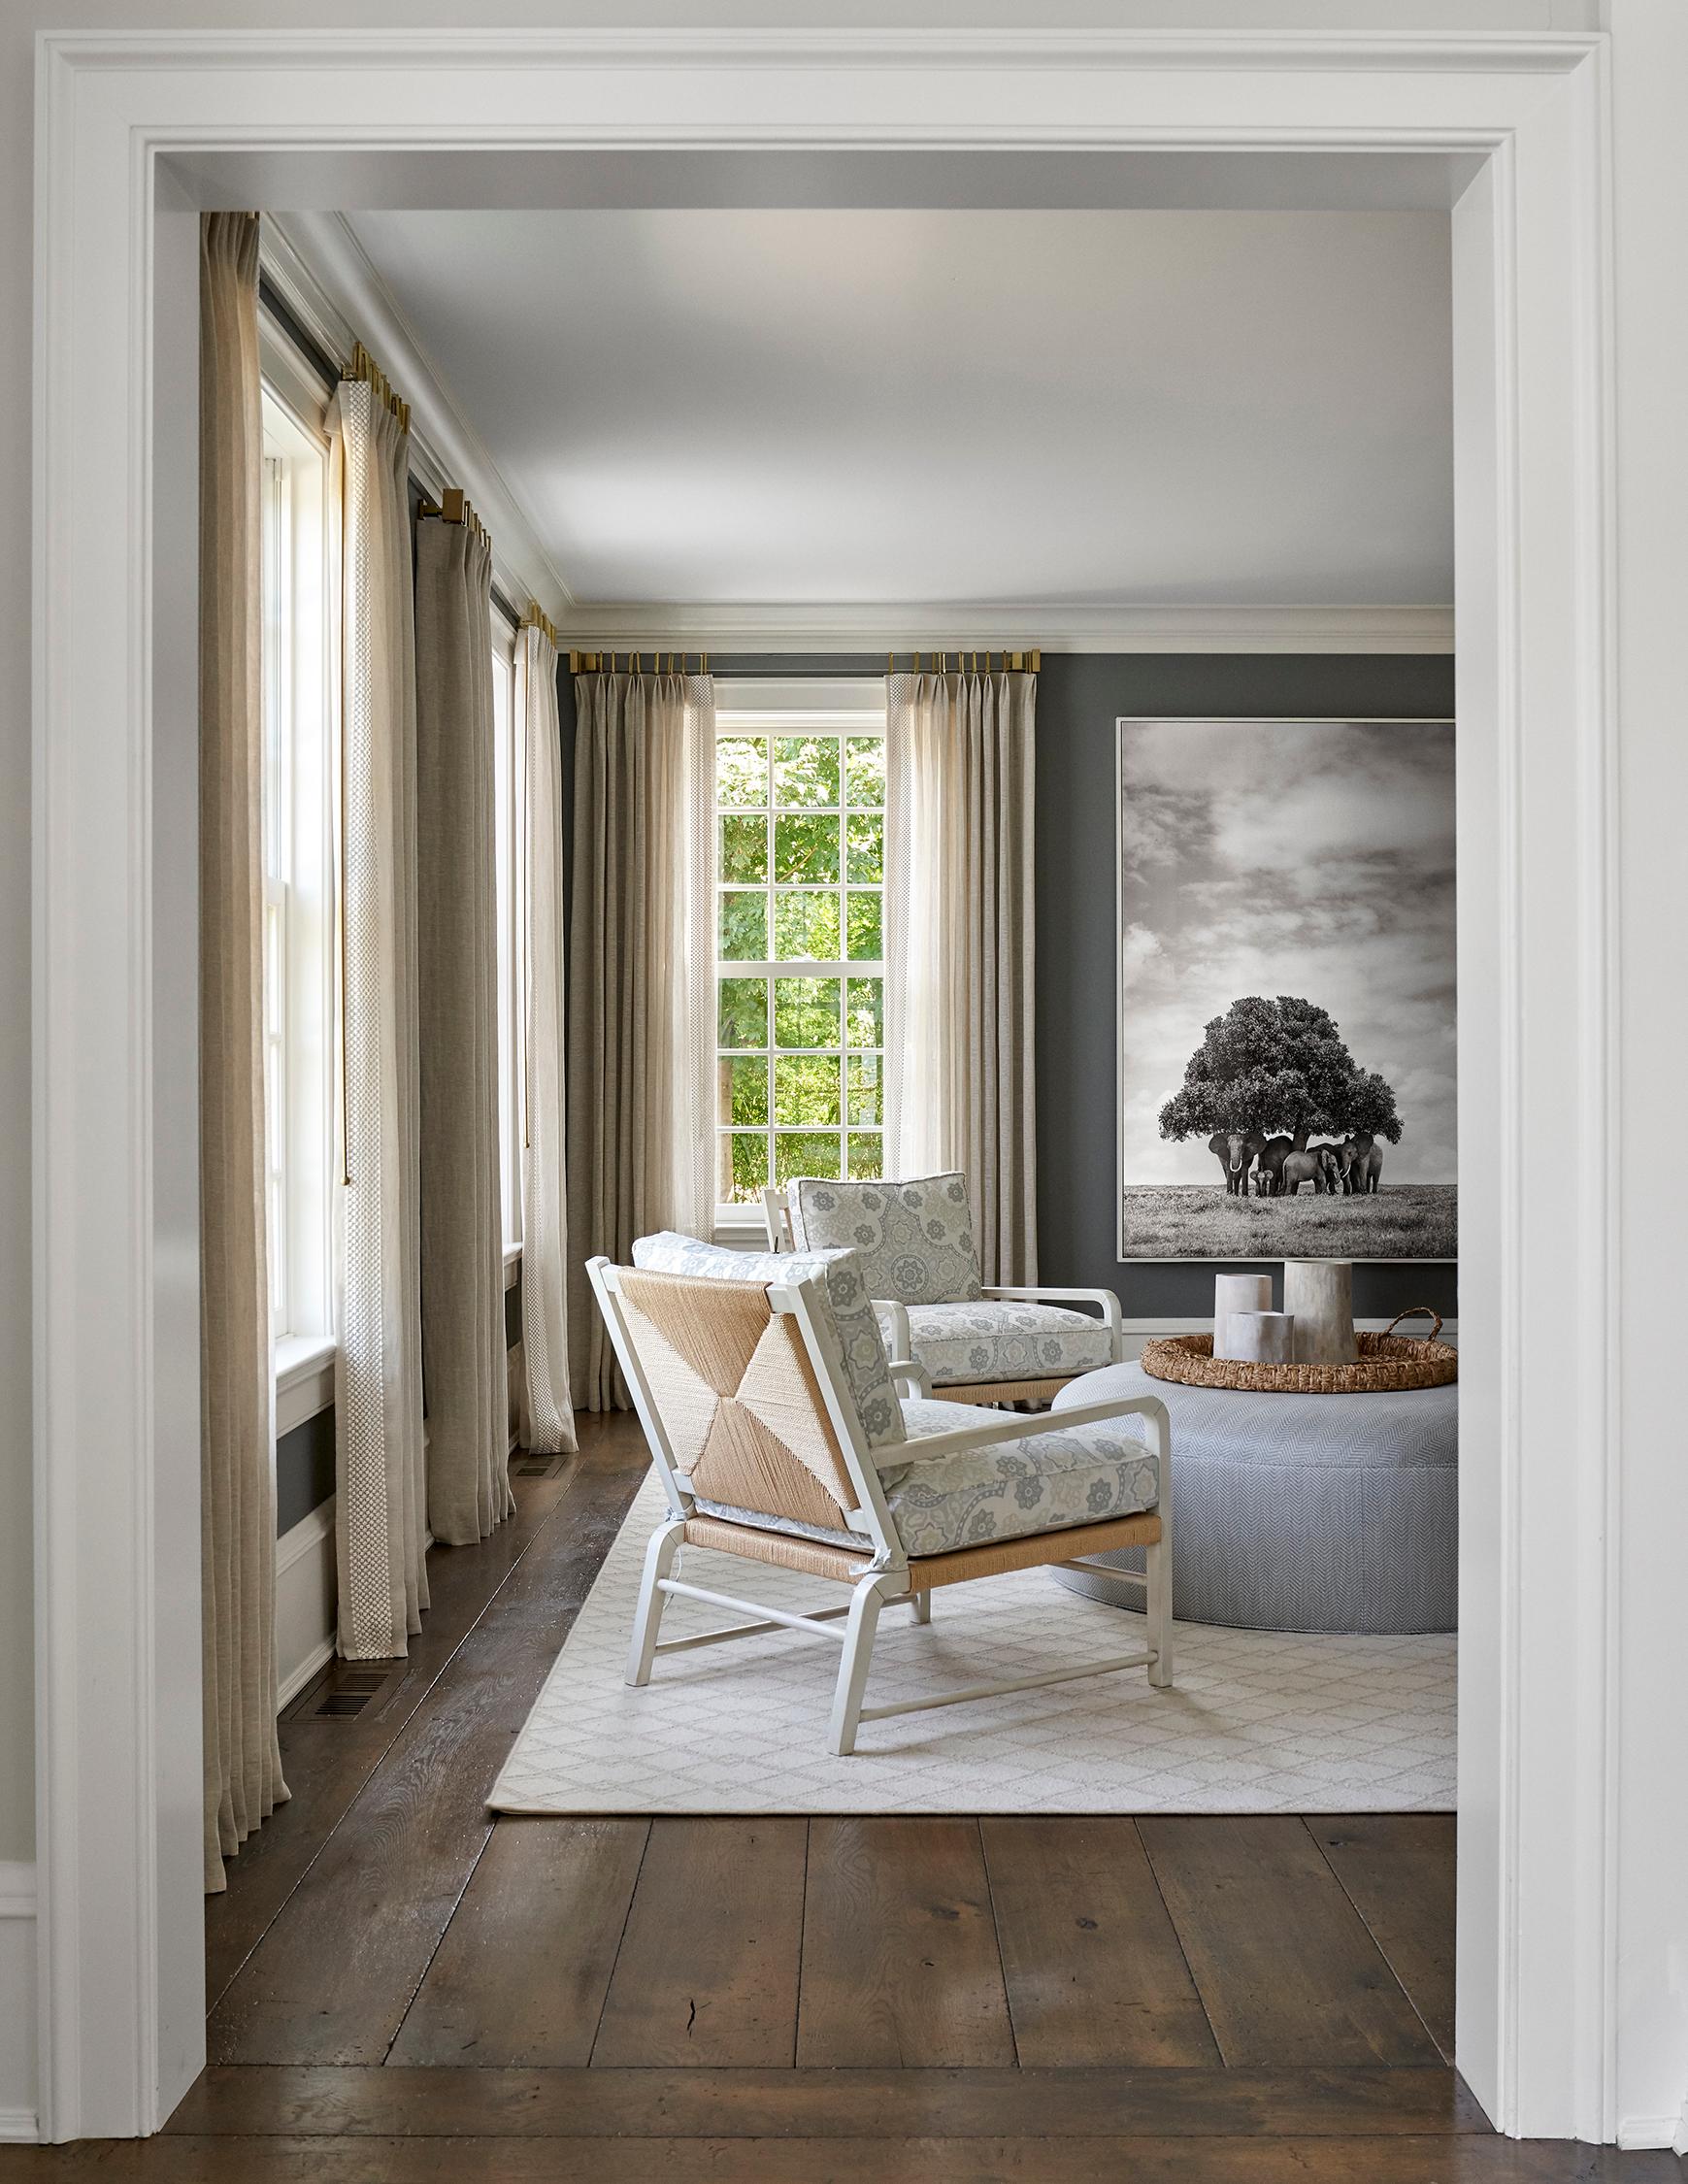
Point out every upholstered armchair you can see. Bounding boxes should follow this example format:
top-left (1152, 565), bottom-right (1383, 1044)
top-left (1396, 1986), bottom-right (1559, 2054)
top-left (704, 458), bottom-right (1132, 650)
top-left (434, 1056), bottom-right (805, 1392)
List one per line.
top-left (762, 1173), bottom-right (1124, 1406)
top-left (588, 1232), bottom-right (1172, 1755)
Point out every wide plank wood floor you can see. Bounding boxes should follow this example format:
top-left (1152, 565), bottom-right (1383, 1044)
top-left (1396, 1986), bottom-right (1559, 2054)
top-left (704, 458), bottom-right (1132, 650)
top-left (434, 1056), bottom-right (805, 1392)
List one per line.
top-left (3, 1416), bottom-right (1676, 2183)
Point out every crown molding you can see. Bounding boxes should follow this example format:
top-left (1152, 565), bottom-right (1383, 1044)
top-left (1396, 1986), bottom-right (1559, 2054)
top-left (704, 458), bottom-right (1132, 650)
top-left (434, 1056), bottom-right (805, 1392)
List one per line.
top-left (262, 213), bottom-right (571, 621)
top-left (558, 600), bottom-right (1454, 656)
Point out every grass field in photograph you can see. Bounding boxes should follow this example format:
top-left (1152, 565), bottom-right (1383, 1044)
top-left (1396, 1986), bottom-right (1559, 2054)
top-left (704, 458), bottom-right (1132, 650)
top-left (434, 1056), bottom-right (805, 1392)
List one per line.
top-left (1120, 1183), bottom-right (1457, 1261)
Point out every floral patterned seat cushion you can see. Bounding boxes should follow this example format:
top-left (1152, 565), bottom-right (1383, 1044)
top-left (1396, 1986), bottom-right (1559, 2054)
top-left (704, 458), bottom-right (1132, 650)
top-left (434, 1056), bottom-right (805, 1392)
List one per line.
top-left (789, 1174), bottom-right (983, 1306)
top-left (629, 1232), bottom-right (904, 1450)
top-left (884, 1299), bottom-right (1115, 1387)
top-left (879, 1397), bottom-right (1159, 1558)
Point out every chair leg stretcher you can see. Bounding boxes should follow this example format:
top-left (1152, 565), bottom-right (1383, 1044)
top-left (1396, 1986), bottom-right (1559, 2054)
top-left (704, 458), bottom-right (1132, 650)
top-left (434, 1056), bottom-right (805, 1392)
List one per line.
top-left (857, 1646), bottom-right (1159, 1724)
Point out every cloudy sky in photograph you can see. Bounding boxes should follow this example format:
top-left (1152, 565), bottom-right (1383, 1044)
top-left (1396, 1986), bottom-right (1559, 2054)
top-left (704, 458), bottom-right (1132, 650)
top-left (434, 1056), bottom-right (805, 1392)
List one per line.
top-left (1119, 718), bottom-right (1457, 1185)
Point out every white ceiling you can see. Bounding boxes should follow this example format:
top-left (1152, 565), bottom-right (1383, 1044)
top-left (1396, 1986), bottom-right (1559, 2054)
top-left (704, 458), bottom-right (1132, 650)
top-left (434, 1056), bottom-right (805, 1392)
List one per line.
top-left (346, 208), bottom-right (1452, 615)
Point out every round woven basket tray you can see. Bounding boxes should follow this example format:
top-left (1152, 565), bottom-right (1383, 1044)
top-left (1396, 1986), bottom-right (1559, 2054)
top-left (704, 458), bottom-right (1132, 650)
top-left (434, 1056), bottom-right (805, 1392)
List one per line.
top-left (1141, 1307), bottom-right (1457, 1394)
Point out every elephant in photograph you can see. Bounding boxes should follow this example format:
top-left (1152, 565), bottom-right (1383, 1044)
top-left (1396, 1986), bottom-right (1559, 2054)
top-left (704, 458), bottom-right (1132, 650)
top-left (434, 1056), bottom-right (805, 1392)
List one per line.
top-left (1279, 1146), bottom-right (1339, 1195)
top-left (1343, 1132), bottom-right (1384, 1194)
top-left (1307, 1141), bottom-right (1349, 1194)
top-left (1254, 1135), bottom-right (1294, 1196)
top-left (1208, 1128), bottom-right (1265, 1196)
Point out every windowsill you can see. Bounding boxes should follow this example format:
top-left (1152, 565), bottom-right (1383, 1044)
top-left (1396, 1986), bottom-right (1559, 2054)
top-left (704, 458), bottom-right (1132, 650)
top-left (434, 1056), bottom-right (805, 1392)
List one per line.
top-left (712, 1211), bottom-right (768, 1248)
top-left (275, 1332), bottom-right (336, 1438)
top-left (504, 1243), bottom-right (521, 1290)
top-left (276, 1331), bottom-right (336, 1392)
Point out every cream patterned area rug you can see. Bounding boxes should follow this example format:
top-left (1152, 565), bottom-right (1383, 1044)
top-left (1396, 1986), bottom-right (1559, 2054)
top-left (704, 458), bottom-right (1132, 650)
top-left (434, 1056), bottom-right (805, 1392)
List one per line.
top-left (490, 1475), bottom-right (1455, 1816)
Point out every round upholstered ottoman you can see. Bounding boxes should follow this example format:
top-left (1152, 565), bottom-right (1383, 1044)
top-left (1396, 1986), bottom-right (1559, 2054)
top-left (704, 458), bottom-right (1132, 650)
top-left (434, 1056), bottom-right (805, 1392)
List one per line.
top-left (1047, 1361), bottom-right (1457, 1635)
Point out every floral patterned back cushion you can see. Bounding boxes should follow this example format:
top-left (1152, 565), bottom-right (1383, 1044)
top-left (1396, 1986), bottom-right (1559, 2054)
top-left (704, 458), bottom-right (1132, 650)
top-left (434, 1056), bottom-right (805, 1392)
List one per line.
top-left (789, 1174), bottom-right (983, 1307)
top-left (628, 1231), bottom-right (905, 1452)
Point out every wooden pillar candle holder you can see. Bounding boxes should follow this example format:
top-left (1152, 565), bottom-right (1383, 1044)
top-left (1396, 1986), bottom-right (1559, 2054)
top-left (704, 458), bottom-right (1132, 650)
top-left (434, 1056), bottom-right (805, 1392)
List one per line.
top-left (1213, 1273), bottom-right (1272, 1361)
top-left (1225, 1310), bottom-right (1296, 1364)
top-left (1282, 1259), bottom-right (1358, 1366)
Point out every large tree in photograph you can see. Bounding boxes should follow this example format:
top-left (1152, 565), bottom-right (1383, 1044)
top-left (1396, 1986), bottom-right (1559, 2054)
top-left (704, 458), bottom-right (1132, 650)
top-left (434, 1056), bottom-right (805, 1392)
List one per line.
top-left (1158, 995), bottom-right (1402, 1148)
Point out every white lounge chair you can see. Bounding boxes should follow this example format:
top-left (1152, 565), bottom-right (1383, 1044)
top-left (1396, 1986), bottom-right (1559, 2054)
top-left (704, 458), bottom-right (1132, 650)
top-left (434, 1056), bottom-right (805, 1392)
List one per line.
top-left (763, 1172), bottom-right (1124, 1406)
top-left (587, 1232), bottom-right (1172, 1756)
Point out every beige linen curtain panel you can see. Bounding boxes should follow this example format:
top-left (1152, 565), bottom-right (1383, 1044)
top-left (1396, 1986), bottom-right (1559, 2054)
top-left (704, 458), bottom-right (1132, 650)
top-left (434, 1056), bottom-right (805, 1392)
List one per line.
top-left (414, 516), bottom-right (514, 1543)
top-left (516, 624), bottom-right (578, 1454)
top-left (567, 671), bottom-right (715, 1409)
top-left (330, 372), bottom-right (430, 1658)
top-left (884, 669), bottom-right (1039, 1286)
top-left (198, 210), bottom-right (288, 1892)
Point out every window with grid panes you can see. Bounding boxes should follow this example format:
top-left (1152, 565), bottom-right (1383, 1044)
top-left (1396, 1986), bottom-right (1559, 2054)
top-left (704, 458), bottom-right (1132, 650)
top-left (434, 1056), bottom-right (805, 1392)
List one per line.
top-left (257, 376), bottom-right (336, 1347)
top-left (714, 692), bottom-right (886, 1211)
top-left (490, 621), bottom-right (525, 1255)
top-left (259, 449), bottom-right (291, 1328)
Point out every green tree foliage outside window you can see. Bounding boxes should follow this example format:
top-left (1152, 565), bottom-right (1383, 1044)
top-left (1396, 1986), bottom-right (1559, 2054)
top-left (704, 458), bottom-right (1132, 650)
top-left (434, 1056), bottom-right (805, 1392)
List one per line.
top-left (713, 721), bottom-right (885, 1205)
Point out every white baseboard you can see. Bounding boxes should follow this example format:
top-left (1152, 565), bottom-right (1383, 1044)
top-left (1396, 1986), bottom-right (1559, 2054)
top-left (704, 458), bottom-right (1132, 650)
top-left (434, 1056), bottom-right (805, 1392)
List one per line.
top-left (0, 1863), bottom-right (37, 2141)
top-left (1617, 2108), bottom-right (1688, 2155)
top-left (276, 1498), bottom-right (337, 1708)
top-left (278, 1634), bottom-right (337, 1713)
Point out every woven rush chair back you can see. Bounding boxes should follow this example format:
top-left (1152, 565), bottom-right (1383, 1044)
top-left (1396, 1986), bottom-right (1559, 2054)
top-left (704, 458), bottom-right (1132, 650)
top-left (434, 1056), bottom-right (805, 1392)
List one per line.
top-left (613, 1267), bottom-right (860, 1535)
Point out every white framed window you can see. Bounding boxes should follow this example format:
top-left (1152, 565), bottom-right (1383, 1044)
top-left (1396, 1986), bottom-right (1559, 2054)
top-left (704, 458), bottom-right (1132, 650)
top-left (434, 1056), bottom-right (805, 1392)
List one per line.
top-left (712, 679), bottom-right (888, 1225)
top-left (259, 373), bottom-right (337, 1350)
top-left (490, 611), bottom-right (525, 1257)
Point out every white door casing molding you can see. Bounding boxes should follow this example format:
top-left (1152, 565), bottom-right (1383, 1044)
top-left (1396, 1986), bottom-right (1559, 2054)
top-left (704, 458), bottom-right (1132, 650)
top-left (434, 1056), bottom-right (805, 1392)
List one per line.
top-left (0, 1862), bottom-right (37, 2142)
top-left (31, 27), bottom-right (1627, 2144)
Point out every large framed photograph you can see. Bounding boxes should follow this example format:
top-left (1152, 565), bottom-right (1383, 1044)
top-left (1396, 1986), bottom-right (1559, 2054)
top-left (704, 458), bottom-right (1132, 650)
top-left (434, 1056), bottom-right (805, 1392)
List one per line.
top-left (1117, 717), bottom-right (1456, 1263)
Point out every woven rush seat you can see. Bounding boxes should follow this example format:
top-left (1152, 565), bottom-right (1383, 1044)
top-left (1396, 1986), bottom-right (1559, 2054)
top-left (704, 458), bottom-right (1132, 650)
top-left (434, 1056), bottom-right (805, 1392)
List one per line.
top-left (683, 1390), bottom-right (1161, 1563)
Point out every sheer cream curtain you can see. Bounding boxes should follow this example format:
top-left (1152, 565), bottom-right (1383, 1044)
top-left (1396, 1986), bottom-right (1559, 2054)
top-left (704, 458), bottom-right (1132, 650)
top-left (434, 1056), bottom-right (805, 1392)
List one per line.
top-left (567, 670), bottom-right (715, 1409)
top-left (414, 512), bottom-right (513, 1543)
top-left (516, 623), bottom-right (578, 1453)
top-left (330, 366), bottom-right (429, 1658)
top-left (199, 210), bottom-right (287, 1891)
top-left (884, 668), bottom-right (1039, 1286)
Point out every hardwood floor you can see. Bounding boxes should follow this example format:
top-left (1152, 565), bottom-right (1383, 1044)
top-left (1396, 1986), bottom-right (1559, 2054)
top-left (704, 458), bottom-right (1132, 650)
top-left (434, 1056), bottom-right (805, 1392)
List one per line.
top-left (2, 1414), bottom-right (1678, 2182)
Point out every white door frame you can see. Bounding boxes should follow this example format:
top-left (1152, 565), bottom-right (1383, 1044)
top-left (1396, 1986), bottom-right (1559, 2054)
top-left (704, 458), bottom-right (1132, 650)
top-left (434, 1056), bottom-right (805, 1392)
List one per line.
top-left (32, 26), bottom-right (1621, 2144)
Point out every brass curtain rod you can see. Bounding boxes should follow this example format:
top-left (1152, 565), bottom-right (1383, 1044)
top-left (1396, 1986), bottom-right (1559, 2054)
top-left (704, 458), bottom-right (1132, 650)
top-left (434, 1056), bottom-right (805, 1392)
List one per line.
top-left (569, 651), bottom-right (711, 677)
top-left (565, 647), bottom-right (1041, 677)
top-left (416, 483), bottom-right (492, 549)
top-left (521, 601), bottom-right (561, 650)
top-left (890, 649), bottom-right (1042, 676)
top-left (343, 339), bottom-right (410, 434)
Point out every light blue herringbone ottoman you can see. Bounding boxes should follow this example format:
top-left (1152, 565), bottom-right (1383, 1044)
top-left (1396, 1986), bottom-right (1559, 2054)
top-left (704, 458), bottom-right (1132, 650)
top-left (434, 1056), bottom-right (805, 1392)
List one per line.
top-left (1047, 1360), bottom-right (1457, 1636)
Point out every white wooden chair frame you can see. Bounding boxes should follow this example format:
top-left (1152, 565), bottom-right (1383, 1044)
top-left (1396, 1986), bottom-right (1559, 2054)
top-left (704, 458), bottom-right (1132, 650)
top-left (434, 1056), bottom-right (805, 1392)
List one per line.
top-left (587, 1254), bottom-right (1172, 1756)
top-left (761, 1182), bottom-right (1125, 1404)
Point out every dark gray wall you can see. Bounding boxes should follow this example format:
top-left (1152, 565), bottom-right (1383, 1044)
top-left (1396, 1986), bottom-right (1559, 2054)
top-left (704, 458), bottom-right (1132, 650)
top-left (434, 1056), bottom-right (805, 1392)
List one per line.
top-left (558, 651), bottom-right (1459, 1322)
top-left (275, 1406), bottom-right (335, 1538)
top-left (1035, 653), bottom-right (1457, 1319)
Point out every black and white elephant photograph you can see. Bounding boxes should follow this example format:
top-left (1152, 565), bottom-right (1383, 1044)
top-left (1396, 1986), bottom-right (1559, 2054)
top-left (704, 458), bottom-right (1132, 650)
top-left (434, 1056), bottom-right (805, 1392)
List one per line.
top-left (1116, 717), bottom-right (1457, 1261)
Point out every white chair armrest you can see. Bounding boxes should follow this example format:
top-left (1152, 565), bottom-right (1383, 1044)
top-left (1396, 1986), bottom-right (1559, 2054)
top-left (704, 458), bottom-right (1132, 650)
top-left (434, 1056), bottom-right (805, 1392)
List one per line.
top-left (980, 1284), bottom-right (1125, 1363)
top-left (873, 1300), bottom-right (930, 1394)
top-left (874, 1297), bottom-right (911, 1356)
top-left (891, 1391), bottom-right (1168, 1468)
